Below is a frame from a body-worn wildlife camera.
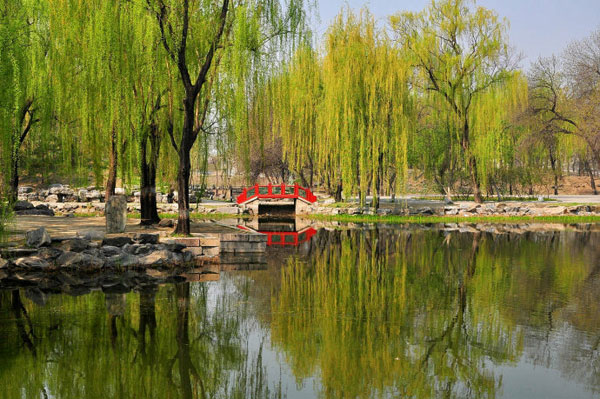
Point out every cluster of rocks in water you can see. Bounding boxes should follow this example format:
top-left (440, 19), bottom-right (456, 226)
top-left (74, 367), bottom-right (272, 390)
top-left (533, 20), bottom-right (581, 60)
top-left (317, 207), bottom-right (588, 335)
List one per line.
top-left (0, 228), bottom-right (211, 274)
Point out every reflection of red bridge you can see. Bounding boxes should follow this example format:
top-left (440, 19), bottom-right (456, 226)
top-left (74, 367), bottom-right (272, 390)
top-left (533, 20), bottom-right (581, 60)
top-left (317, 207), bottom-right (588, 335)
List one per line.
top-left (236, 183), bottom-right (317, 205)
top-left (237, 225), bottom-right (317, 246)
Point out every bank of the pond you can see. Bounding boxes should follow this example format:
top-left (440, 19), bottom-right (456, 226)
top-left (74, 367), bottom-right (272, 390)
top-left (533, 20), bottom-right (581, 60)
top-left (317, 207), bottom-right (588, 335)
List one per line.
top-left (307, 213), bottom-right (600, 224)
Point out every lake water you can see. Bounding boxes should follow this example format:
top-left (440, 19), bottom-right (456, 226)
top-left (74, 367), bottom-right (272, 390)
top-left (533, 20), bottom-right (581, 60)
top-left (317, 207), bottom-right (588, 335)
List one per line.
top-left (1, 226), bottom-right (599, 398)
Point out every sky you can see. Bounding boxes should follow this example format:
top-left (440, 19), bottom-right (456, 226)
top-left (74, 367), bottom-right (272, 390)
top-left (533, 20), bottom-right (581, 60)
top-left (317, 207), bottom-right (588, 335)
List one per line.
top-left (315, 0), bottom-right (600, 68)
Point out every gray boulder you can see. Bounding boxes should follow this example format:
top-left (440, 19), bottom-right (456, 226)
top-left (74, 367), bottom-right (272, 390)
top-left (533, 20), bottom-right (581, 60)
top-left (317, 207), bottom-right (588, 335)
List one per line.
top-left (14, 200), bottom-right (34, 211)
top-left (57, 251), bottom-right (104, 269)
top-left (0, 258), bottom-right (8, 269)
top-left (135, 233), bottom-right (159, 245)
top-left (131, 244), bottom-right (153, 256)
top-left (16, 208), bottom-right (55, 216)
top-left (101, 246), bottom-right (122, 257)
top-left (163, 241), bottom-right (186, 253)
top-left (46, 194), bottom-right (59, 203)
top-left (139, 250), bottom-right (172, 266)
top-left (102, 236), bottom-right (133, 247)
top-left (61, 238), bottom-right (91, 252)
top-left (26, 227), bottom-right (52, 248)
top-left (18, 186), bottom-right (34, 194)
top-left (87, 190), bottom-right (103, 200)
top-left (14, 256), bottom-right (50, 269)
top-left (37, 247), bottom-right (64, 261)
top-left (106, 253), bottom-right (140, 268)
top-left (158, 219), bottom-right (175, 228)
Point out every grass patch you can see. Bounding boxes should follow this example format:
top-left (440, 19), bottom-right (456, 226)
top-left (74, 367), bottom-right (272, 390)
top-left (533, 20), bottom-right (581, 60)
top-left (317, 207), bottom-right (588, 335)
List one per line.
top-left (307, 213), bottom-right (600, 224)
top-left (325, 202), bottom-right (357, 208)
top-left (72, 212), bottom-right (103, 217)
top-left (401, 196), bottom-right (557, 202)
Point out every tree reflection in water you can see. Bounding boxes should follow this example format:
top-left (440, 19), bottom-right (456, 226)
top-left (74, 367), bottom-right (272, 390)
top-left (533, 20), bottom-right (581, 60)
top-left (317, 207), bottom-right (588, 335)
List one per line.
top-left (0, 228), bottom-right (599, 398)
top-left (0, 281), bottom-right (279, 399)
top-left (270, 228), bottom-right (600, 398)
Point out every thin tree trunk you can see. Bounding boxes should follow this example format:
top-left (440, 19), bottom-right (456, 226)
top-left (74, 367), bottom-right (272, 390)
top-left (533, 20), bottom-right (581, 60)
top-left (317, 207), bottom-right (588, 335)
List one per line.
top-left (106, 126), bottom-right (118, 201)
top-left (549, 152), bottom-right (559, 195)
top-left (372, 153), bottom-right (384, 210)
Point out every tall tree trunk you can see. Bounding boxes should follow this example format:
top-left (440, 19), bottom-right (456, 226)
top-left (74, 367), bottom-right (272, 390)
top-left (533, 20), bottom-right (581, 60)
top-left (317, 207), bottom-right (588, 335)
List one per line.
top-left (140, 125), bottom-right (161, 225)
top-left (172, 87), bottom-right (199, 235)
top-left (389, 171), bottom-right (397, 202)
top-left (175, 147), bottom-right (192, 235)
top-left (467, 154), bottom-right (483, 203)
top-left (372, 152), bottom-right (384, 210)
top-left (308, 155), bottom-right (314, 189)
top-left (9, 99), bottom-right (36, 204)
top-left (462, 119), bottom-right (483, 203)
top-left (585, 161), bottom-right (598, 195)
top-left (9, 151), bottom-right (19, 204)
top-left (106, 126), bottom-right (118, 201)
top-left (298, 169), bottom-right (309, 188)
top-left (334, 181), bottom-right (343, 202)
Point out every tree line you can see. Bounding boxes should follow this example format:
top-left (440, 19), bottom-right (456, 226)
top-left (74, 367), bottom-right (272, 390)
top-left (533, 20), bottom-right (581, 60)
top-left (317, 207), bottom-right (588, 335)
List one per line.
top-left (261, 1), bottom-right (600, 206)
top-left (1, 0), bottom-right (600, 233)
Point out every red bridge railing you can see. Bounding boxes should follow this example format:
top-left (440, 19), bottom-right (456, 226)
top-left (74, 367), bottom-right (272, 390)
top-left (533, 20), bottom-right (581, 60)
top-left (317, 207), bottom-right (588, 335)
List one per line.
top-left (236, 183), bottom-right (317, 204)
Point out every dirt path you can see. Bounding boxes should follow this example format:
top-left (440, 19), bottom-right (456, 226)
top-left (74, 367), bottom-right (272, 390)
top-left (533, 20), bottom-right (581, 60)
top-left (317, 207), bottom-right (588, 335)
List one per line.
top-left (8, 216), bottom-right (239, 243)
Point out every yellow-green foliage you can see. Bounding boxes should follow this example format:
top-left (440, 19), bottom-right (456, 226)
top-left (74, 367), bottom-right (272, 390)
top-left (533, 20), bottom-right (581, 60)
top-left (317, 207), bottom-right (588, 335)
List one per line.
top-left (390, 0), bottom-right (525, 197)
top-left (269, 9), bottom-right (411, 205)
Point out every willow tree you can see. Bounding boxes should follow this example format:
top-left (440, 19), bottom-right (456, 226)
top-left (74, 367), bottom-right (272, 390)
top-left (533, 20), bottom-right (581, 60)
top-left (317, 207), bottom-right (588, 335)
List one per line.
top-left (145, 0), bottom-right (310, 234)
top-left (127, 3), bottom-right (174, 225)
top-left (49, 1), bottom-right (139, 197)
top-left (0, 0), bottom-right (51, 203)
top-left (317, 9), bottom-right (410, 208)
top-left (270, 44), bottom-right (321, 189)
top-left (391, 0), bottom-right (516, 203)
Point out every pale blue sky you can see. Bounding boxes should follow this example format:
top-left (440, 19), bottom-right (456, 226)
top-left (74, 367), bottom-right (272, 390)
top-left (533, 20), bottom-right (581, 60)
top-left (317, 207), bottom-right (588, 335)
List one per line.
top-left (315, 0), bottom-right (600, 67)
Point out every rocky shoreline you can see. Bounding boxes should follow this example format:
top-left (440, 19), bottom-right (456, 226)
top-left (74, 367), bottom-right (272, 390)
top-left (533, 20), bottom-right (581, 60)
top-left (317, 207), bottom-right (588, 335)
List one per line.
top-left (0, 228), bottom-right (214, 272)
top-left (304, 202), bottom-right (600, 217)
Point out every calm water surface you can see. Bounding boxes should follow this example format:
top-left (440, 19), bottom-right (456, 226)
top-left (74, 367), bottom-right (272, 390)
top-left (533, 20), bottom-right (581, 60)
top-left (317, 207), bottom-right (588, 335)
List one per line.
top-left (1, 226), bottom-right (599, 398)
